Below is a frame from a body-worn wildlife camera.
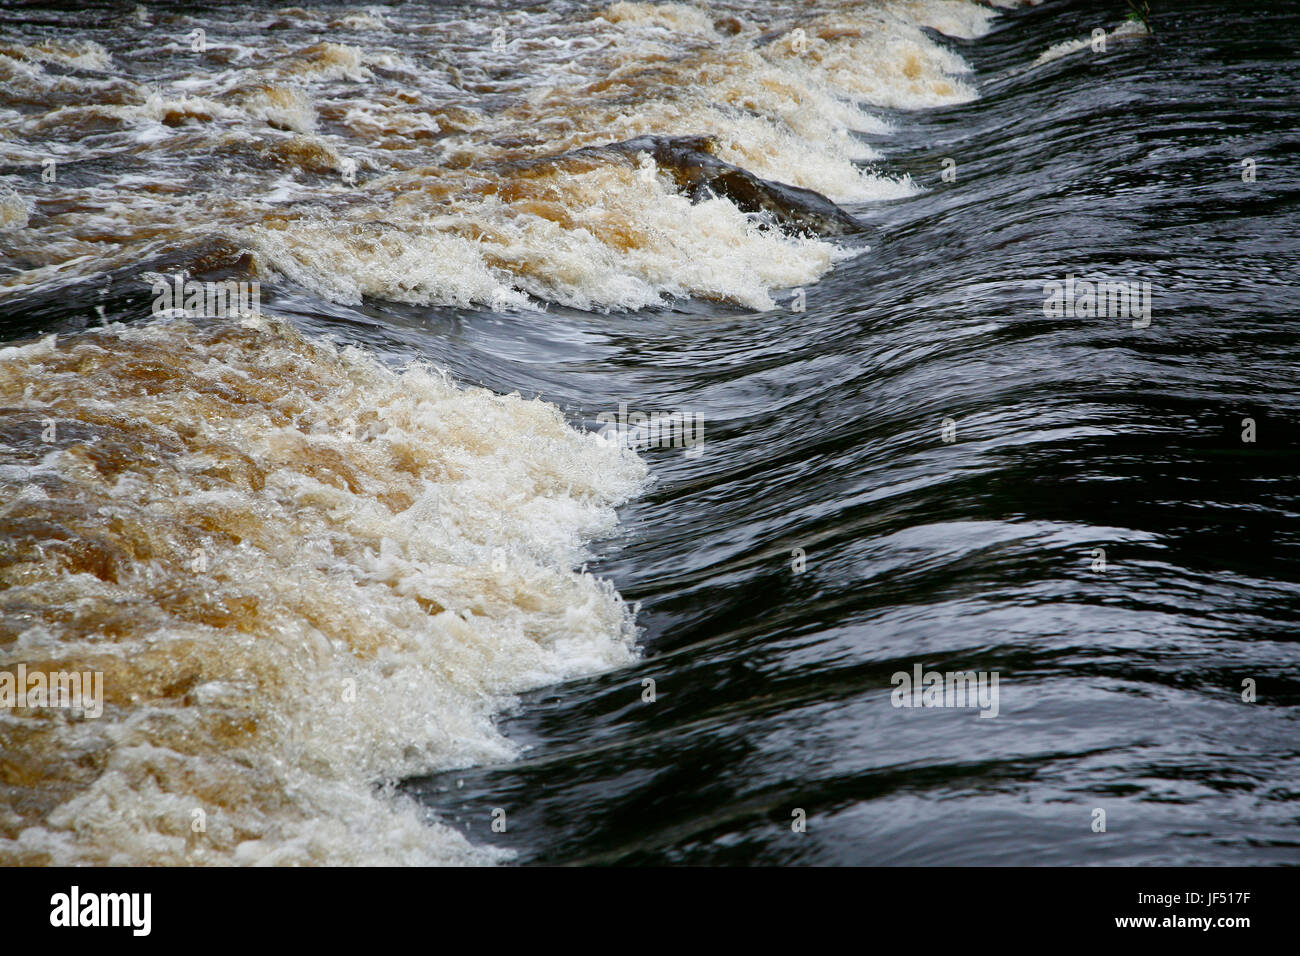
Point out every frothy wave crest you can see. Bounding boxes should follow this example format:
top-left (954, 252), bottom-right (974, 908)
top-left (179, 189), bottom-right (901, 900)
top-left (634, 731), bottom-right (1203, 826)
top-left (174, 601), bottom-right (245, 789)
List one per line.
top-left (0, 315), bottom-right (647, 865)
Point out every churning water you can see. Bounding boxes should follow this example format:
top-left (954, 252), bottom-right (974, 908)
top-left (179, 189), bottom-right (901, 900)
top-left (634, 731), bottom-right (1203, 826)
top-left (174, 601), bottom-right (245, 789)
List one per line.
top-left (1, 0), bottom-right (1297, 865)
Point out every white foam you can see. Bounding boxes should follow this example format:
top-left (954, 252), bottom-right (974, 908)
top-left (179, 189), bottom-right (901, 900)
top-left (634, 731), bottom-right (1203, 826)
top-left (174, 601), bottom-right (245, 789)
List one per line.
top-left (0, 39), bottom-right (113, 72)
top-left (1034, 19), bottom-right (1149, 66)
top-left (248, 161), bottom-right (840, 312)
top-left (0, 316), bottom-right (648, 865)
top-left (0, 0), bottom-right (1010, 311)
top-left (0, 190), bottom-right (31, 231)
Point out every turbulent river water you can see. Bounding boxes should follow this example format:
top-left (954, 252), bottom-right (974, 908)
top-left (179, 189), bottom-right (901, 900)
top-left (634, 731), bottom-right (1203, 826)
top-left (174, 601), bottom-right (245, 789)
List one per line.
top-left (1, 0), bottom-right (1297, 866)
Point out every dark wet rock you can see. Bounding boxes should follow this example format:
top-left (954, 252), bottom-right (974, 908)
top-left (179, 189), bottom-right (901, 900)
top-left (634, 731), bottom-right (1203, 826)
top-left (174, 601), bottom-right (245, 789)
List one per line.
top-left (484, 134), bottom-right (864, 238)
top-left (604, 135), bottom-right (863, 237)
